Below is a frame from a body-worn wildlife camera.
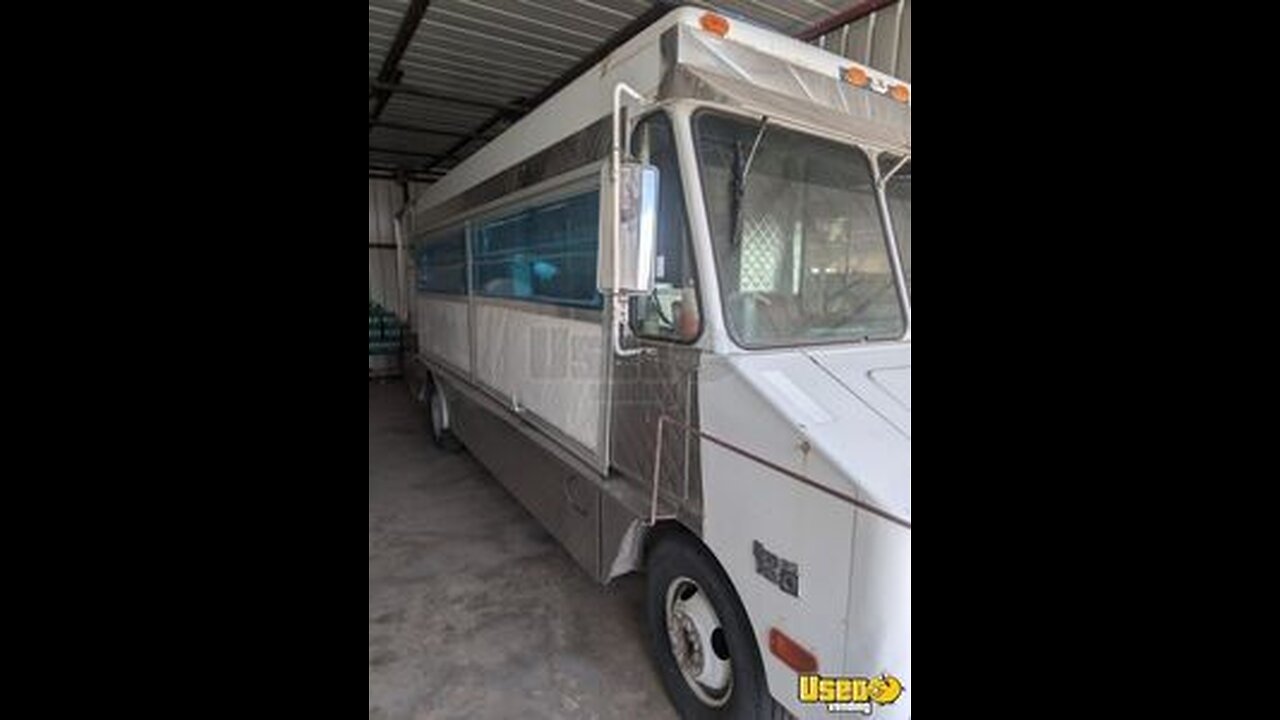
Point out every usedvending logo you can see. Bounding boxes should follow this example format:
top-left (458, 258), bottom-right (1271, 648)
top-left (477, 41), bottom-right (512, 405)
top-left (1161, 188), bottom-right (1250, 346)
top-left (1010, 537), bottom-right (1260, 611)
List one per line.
top-left (798, 672), bottom-right (904, 715)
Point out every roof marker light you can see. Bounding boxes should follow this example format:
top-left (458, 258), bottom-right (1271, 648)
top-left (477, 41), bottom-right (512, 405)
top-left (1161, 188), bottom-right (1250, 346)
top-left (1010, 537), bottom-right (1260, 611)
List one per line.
top-left (700, 12), bottom-right (730, 37)
top-left (842, 66), bottom-right (869, 88)
top-left (889, 84), bottom-right (910, 103)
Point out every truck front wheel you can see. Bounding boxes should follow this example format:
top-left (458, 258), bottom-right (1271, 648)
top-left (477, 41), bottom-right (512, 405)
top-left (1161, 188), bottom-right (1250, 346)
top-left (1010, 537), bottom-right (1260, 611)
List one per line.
top-left (646, 532), bottom-right (774, 719)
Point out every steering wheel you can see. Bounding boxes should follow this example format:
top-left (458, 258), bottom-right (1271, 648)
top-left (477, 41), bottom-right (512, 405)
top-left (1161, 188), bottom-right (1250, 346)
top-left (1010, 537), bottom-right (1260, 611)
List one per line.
top-left (822, 277), bottom-right (894, 317)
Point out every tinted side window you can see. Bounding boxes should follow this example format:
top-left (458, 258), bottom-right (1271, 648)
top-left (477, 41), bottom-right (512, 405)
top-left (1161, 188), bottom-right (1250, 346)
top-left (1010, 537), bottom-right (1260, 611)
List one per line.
top-left (473, 190), bottom-right (602, 308)
top-left (415, 227), bottom-right (467, 294)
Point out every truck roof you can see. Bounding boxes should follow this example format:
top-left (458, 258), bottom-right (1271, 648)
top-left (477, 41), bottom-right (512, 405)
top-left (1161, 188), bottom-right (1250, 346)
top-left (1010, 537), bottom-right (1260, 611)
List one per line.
top-left (413, 5), bottom-right (910, 219)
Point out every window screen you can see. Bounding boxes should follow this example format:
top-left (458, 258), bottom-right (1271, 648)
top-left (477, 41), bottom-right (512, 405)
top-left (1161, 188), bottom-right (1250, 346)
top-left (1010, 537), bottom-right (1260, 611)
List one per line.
top-left (473, 191), bottom-right (602, 308)
top-left (414, 226), bottom-right (467, 295)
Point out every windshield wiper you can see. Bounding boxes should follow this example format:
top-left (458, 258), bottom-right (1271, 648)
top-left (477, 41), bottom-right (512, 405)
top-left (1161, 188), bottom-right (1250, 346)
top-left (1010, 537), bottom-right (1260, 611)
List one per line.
top-left (730, 115), bottom-right (769, 247)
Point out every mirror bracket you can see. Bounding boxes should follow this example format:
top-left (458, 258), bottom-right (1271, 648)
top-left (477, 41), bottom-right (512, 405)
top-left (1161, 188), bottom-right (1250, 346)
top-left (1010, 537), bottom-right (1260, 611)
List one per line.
top-left (600, 82), bottom-right (659, 358)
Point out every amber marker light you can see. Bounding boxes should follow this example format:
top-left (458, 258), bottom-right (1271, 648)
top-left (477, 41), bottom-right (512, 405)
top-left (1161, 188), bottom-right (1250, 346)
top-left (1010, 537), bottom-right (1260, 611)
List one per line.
top-left (700, 12), bottom-right (730, 36)
top-left (769, 628), bottom-right (818, 673)
top-left (843, 66), bottom-right (869, 87)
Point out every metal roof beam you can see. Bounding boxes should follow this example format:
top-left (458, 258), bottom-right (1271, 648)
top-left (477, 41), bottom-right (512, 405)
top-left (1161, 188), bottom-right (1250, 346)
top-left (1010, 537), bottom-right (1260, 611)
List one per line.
top-left (369, 147), bottom-right (442, 159)
top-left (367, 78), bottom-right (529, 114)
top-left (413, 113), bottom-right (510, 170)
top-left (369, 170), bottom-right (444, 182)
top-left (370, 163), bottom-right (447, 174)
top-left (795, 0), bottom-right (899, 42)
top-left (419, 1), bottom-right (679, 177)
top-left (369, 174), bottom-right (440, 181)
top-left (370, 0), bottom-right (433, 130)
top-left (368, 119), bottom-right (476, 138)
top-left (523, 1), bottom-right (678, 110)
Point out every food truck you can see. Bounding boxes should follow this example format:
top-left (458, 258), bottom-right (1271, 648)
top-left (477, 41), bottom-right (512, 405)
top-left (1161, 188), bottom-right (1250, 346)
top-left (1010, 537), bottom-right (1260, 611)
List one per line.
top-left (405, 6), bottom-right (911, 717)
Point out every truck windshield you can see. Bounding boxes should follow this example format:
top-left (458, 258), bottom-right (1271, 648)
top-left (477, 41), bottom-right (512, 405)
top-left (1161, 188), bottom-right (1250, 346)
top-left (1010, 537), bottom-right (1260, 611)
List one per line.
top-left (694, 110), bottom-right (906, 347)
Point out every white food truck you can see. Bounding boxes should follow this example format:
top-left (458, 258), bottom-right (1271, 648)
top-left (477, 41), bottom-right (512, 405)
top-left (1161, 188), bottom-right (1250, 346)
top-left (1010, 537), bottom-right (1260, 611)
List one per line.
top-left (404, 6), bottom-right (910, 718)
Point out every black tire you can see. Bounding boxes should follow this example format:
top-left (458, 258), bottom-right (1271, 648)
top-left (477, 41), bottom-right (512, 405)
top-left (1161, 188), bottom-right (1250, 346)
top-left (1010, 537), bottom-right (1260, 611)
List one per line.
top-left (426, 379), bottom-right (462, 453)
top-left (646, 532), bottom-right (773, 720)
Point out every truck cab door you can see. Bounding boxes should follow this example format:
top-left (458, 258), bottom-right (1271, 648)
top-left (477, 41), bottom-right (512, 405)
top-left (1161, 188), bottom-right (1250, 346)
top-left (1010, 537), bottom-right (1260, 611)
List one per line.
top-left (608, 111), bottom-right (705, 524)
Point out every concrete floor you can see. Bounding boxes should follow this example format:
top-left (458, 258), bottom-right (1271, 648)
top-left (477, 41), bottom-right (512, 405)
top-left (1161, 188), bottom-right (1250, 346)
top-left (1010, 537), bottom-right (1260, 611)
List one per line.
top-left (369, 380), bottom-right (677, 720)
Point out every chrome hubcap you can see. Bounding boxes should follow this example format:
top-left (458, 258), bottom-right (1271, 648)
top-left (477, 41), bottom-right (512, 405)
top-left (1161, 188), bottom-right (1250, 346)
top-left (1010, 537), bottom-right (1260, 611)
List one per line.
top-left (665, 576), bottom-right (732, 707)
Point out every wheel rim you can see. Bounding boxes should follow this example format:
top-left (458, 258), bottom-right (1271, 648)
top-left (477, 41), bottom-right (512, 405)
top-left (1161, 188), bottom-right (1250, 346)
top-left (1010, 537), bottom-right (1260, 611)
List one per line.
top-left (429, 388), bottom-right (444, 440)
top-left (665, 576), bottom-right (733, 707)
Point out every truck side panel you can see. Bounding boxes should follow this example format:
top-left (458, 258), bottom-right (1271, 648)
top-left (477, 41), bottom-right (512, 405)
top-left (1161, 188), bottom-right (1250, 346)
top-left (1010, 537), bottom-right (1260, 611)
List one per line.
top-left (413, 294), bottom-right (471, 376)
top-left (471, 301), bottom-right (605, 459)
top-left (448, 379), bottom-right (602, 579)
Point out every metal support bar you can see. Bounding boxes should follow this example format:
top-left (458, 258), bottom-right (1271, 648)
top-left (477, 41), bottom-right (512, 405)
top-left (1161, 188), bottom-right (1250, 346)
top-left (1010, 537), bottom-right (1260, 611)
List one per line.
top-left (370, 0), bottom-right (433, 128)
top-left (649, 418), bottom-right (667, 524)
top-left (397, 181), bottom-right (412, 320)
top-left (368, 119), bottom-right (473, 138)
top-left (393, 214), bottom-right (408, 321)
top-left (369, 173), bottom-right (444, 184)
top-left (368, 78), bottom-right (530, 114)
top-left (878, 154), bottom-right (910, 188)
top-left (369, 147), bottom-right (442, 159)
top-left (370, 164), bottom-right (447, 174)
top-left (417, 113), bottom-right (509, 176)
top-left (872, 159), bottom-right (911, 339)
top-left (795, 0), bottom-right (899, 42)
top-left (609, 82), bottom-right (649, 359)
top-left (369, 174), bottom-right (443, 183)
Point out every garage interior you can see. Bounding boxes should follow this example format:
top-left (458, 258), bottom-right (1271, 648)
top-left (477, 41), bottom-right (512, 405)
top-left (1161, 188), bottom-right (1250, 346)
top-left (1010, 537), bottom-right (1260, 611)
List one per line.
top-left (369, 2), bottom-right (911, 718)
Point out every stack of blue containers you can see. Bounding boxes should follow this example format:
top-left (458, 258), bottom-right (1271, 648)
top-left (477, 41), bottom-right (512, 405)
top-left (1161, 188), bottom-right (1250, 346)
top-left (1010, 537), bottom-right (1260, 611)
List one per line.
top-left (368, 301), bottom-right (402, 357)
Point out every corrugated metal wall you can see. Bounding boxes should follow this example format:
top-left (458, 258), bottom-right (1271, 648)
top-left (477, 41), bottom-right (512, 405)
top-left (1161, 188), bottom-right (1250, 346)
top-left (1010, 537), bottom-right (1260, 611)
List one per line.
top-left (369, 178), bottom-right (422, 319)
top-left (811, 0), bottom-right (911, 83)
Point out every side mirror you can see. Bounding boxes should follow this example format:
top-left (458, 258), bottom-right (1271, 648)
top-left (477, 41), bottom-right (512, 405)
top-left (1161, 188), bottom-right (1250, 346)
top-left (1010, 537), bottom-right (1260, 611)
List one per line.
top-left (600, 82), bottom-right (658, 358)
top-left (598, 160), bottom-right (659, 295)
